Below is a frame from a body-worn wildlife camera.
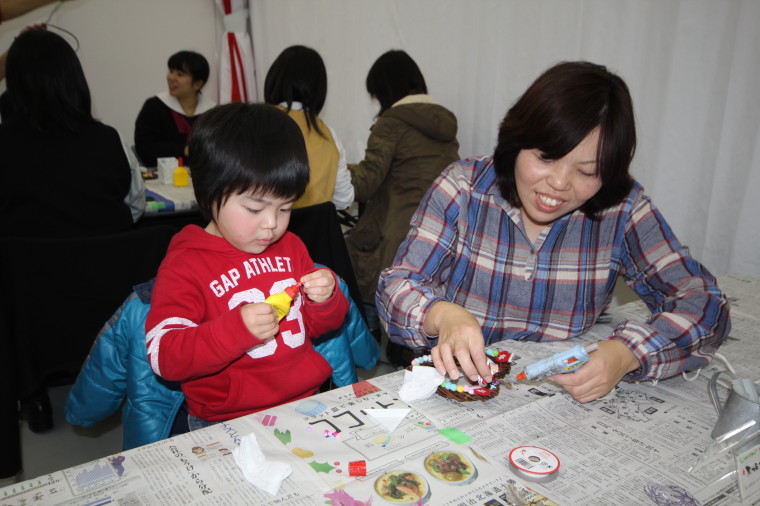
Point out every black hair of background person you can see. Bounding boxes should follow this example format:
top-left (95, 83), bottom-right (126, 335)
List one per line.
top-left (4, 30), bottom-right (92, 131)
top-left (365, 49), bottom-right (428, 116)
top-left (264, 45), bottom-right (328, 138)
top-left (168, 50), bottom-right (210, 85)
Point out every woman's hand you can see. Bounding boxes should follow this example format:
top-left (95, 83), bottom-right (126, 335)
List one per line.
top-left (301, 269), bottom-right (335, 304)
top-left (550, 340), bottom-right (640, 403)
top-left (240, 302), bottom-right (279, 341)
top-left (425, 302), bottom-right (492, 383)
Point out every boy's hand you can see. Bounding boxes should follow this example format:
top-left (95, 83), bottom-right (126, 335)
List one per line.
top-left (301, 269), bottom-right (335, 304)
top-left (240, 302), bottom-right (279, 341)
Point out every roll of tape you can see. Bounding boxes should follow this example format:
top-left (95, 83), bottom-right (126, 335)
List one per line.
top-left (508, 446), bottom-right (560, 483)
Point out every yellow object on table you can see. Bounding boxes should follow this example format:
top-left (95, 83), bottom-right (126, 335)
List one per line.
top-left (173, 157), bottom-right (189, 187)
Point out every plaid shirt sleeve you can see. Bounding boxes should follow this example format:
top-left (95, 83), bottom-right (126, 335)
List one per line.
top-left (376, 160), bottom-right (467, 349)
top-left (612, 193), bottom-right (731, 381)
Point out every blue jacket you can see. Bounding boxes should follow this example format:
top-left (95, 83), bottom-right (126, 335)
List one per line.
top-left (314, 273), bottom-right (380, 386)
top-left (65, 280), bottom-right (184, 450)
top-left (66, 275), bottom-right (379, 448)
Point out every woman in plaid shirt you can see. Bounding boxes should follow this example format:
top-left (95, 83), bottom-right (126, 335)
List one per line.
top-left (377, 61), bottom-right (730, 403)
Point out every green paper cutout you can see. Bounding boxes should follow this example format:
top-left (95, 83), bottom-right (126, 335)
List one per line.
top-left (274, 428), bottom-right (292, 445)
top-left (438, 427), bottom-right (472, 444)
top-left (308, 460), bottom-right (336, 473)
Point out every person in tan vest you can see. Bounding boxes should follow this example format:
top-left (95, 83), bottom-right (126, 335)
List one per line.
top-left (264, 45), bottom-right (353, 211)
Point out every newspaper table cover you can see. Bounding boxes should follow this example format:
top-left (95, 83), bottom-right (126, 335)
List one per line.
top-left (1, 274), bottom-right (757, 505)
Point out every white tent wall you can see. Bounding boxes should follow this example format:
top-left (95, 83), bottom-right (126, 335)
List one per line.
top-left (250, 0), bottom-right (760, 280)
top-left (0, 1), bottom-right (757, 280)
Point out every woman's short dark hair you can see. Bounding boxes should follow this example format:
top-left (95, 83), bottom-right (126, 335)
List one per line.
top-left (189, 103), bottom-right (310, 220)
top-left (366, 49), bottom-right (427, 116)
top-left (168, 50), bottom-right (210, 86)
top-left (4, 30), bottom-right (93, 132)
top-left (264, 45), bottom-right (328, 137)
top-left (493, 61), bottom-right (636, 216)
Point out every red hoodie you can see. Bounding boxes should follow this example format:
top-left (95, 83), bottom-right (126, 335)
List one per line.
top-left (146, 225), bottom-right (348, 421)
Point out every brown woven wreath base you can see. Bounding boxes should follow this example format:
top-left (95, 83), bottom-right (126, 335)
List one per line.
top-left (437, 383), bottom-right (501, 402)
top-left (408, 360), bottom-right (511, 402)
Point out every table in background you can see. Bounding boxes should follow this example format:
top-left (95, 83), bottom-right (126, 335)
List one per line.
top-left (136, 179), bottom-right (207, 231)
top-left (1, 274), bottom-right (757, 505)
top-left (143, 179), bottom-right (198, 216)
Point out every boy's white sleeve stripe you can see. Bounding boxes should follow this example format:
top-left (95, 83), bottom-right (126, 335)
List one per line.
top-left (146, 317), bottom-right (197, 375)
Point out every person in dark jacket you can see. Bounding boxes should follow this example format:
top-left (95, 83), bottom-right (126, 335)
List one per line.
top-left (0, 29), bottom-right (142, 235)
top-left (0, 29), bottom-right (143, 433)
top-left (134, 50), bottom-right (215, 168)
top-left (347, 49), bottom-right (459, 365)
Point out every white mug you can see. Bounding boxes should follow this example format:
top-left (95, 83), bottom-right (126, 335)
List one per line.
top-left (157, 157), bottom-right (178, 185)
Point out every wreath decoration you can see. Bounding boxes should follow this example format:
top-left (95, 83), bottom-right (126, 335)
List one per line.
top-left (409, 348), bottom-right (513, 402)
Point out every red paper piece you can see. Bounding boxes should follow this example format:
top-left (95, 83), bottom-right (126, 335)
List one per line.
top-left (349, 460), bottom-right (367, 476)
top-left (352, 381), bottom-right (381, 398)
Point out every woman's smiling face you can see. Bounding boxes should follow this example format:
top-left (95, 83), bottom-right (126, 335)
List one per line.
top-left (166, 67), bottom-right (202, 100)
top-left (515, 127), bottom-right (603, 241)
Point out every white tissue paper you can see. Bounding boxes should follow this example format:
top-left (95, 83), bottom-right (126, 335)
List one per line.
top-left (398, 366), bottom-right (445, 402)
top-left (233, 432), bottom-right (292, 495)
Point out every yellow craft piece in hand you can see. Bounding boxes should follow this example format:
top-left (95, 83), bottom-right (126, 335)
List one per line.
top-left (265, 283), bottom-right (301, 320)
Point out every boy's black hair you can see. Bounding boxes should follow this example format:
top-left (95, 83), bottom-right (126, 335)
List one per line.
top-left (264, 45), bottom-right (328, 138)
top-left (189, 103), bottom-right (310, 221)
top-left (493, 61), bottom-right (636, 216)
top-left (168, 50), bottom-right (210, 86)
top-left (5, 30), bottom-right (93, 132)
top-left (366, 49), bottom-right (427, 116)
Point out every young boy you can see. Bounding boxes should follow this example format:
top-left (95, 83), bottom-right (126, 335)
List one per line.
top-left (146, 103), bottom-right (349, 430)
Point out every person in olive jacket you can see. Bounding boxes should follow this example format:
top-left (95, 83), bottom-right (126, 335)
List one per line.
top-left (348, 49), bottom-right (459, 363)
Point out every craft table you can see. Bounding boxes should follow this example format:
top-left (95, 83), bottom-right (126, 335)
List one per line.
top-left (1, 274), bottom-right (757, 505)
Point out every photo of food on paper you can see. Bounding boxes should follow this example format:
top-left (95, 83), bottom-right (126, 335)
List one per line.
top-left (423, 451), bottom-right (478, 485)
top-left (374, 470), bottom-right (431, 504)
